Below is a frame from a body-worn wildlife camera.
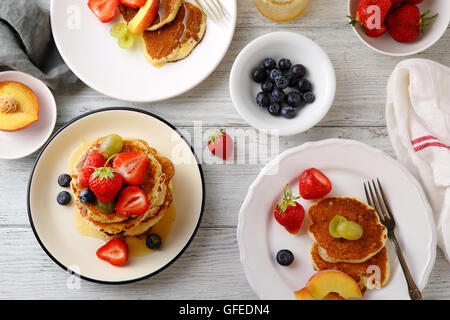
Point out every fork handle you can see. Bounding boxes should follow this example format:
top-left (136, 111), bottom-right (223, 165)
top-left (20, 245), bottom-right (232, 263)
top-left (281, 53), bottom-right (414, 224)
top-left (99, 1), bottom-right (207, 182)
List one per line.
top-left (390, 233), bottom-right (423, 300)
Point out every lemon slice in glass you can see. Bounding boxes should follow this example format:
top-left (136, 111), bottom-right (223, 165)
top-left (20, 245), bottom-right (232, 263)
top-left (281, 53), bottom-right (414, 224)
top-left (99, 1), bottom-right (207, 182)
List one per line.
top-left (254, 0), bottom-right (310, 22)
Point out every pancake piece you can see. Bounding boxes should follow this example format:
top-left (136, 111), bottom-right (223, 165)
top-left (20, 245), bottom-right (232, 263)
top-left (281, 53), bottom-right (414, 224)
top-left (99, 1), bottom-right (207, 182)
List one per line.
top-left (308, 197), bottom-right (387, 263)
top-left (311, 243), bottom-right (390, 292)
top-left (141, 2), bottom-right (206, 67)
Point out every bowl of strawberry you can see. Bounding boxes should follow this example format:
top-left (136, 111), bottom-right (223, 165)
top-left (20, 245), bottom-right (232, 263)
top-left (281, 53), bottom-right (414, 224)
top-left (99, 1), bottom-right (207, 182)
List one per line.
top-left (348, 0), bottom-right (450, 56)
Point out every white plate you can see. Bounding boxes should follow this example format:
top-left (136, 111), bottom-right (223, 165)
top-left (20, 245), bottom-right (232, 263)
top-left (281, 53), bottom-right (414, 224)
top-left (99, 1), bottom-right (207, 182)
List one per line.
top-left (237, 139), bottom-right (436, 300)
top-left (0, 71), bottom-right (57, 160)
top-left (230, 32), bottom-right (336, 136)
top-left (50, 0), bottom-right (236, 102)
top-left (27, 108), bottom-right (205, 284)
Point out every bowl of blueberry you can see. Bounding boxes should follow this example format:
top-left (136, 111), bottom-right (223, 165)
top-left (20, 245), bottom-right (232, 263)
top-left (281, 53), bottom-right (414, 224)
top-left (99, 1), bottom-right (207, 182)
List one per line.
top-left (230, 32), bottom-right (336, 136)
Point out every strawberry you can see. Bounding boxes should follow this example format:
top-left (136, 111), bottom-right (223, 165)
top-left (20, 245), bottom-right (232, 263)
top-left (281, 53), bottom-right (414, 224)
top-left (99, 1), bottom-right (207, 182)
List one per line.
top-left (88, 0), bottom-right (118, 23)
top-left (386, 5), bottom-right (438, 43)
top-left (89, 154), bottom-right (123, 202)
top-left (118, 0), bottom-right (146, 8)
top-left (391, 0), bottom-right (403, 5)
top-left (115, 186), bottom-right (150, 216)
top-left (404, 0), bottom-right (423, 4)
top-left (348, 0), bottom-right (392, 38)
top-left (299, 168), bottom-right (332, 200)
top-left (208, 129), bottom-right (233, 160)
top-left (112, 152), bottom-right (149, 186)
top-left (78, 152), bottom-right (106, 188)
top-left (273, 186), bottom-right (305, 234)
top-left (96, 238), bottom-right (128, 266)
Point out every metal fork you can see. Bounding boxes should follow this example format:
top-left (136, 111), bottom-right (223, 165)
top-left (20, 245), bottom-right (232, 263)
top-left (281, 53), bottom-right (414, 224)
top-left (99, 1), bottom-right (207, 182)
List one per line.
top-left (195, 0), bottom-right (229, 25)
top-left (364, 179), bottom-right (422, 300)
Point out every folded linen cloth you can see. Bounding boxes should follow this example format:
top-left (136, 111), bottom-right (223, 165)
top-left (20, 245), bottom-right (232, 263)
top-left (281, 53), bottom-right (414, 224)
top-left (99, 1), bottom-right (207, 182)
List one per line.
top-left (386, 58), bottom-right (450, 262)
top-left (0, 0), bottom-right (78, 91)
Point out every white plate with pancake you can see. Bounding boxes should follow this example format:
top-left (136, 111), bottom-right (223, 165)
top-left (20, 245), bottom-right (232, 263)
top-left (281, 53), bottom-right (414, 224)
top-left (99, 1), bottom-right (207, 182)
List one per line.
top-left (27, 108), bottom-right (204, 283)
top-left (50, 0), bottom-right (236, 102)
top-left (238, 139), bottom-right (436, 300)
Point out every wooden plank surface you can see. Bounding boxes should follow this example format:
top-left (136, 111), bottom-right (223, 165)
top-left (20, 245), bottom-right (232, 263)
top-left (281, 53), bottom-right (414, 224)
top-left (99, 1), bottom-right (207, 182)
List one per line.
top-left (0, 0), bottom-right (449, 299)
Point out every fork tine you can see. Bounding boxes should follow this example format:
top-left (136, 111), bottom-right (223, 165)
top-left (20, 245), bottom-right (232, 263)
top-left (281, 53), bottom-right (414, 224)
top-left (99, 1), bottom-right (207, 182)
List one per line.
top-left (363, 182), bottom-right (373, 207)
top-left (377, 178), bottom-right (395, 223)
top-left (210, 0), bottom-right (229, 20)
top-left (367, 180), bottom-right (385, 222)
top-left (371, 179), bottom-right (390, 221)
top-left (196, 0), bottom-right (220, 23)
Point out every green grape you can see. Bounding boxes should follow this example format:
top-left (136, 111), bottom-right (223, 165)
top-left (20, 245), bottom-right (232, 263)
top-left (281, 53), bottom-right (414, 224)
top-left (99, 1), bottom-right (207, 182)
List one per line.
top-left (96, 199), bottom-right (116, 214)
top-left (329, 215), bottom-right (347, 238)
top-left (110, 23), bottom-right (128, 38)
top-left (100, 134), bottom-right (123, 158)
top-left (339, 221), bottom-right (363, 241)
top-left (118, 32), bottom-right (136, 50)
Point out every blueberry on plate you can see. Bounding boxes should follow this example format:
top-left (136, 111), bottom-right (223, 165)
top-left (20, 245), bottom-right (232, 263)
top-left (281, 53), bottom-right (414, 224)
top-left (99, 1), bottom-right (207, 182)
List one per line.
top-left (303, 91), bottom-right (316, 103)
top-left (281, 106), bottom-right (296, 119)
top-left (57, 191), bottom-right (71, 205)
top-left (279, 58), bottom-right (292, 71)
top-left (287, 73), bottom-right (299, 88)
top-left (57, 174), bottom-right (72, 187)
top-left (256, 92), bottom-right (270, 108)
top-left (263, 58), bottom-right (277, 70)
top-left (269, 68), bottom-right (283, 81)
top-left (274, 75), bottom-right (289, 89)
top-left (268, 102), bottom-right (281, 116)
top-left (297, 78), bottom-right (312, 93)
top-left (286, 91), bottom-right (303, 107)
top-left (271, 87), bottom-right (285, 104)
top-left (276, 249), bottom-right (294, 266)
top-left (261, 80), bottom-right (274, 93)
top-left (291, 64), bottom-right (307, 78)
top-left (80, 188), bottom-right (95, 204)
top-left (252, 67), bottom-right (266, 83)
top-left (146, 233), bottom-right (162, 250)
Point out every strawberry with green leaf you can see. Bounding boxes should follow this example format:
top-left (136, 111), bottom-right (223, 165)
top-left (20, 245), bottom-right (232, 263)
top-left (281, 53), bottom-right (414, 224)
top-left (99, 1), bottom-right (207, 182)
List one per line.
top-left (89, 154), bottom-right (123, 202)
top-left (208, 129), bottom-right (233, 160)
top-left (274, 185), bottom-right (305, 234)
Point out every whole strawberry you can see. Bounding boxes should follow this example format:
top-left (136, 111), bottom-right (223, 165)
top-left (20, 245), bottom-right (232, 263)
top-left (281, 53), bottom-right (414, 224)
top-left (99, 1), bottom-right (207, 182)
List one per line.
top-left (78, 152), bottom-right (106, 187)
top-left (273, 185), bottom-right (305, 234)
top-left (386, 4), bottom-right (438, 43)
top-left (89, 154), bottom-right (123, 202)
top-left (348, 0), bottom-right (392, 38)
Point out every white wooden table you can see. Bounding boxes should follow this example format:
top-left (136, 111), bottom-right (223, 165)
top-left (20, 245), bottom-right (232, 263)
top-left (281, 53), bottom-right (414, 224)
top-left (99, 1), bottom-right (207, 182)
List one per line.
top-left (1, 1), bottom-right (449, 299)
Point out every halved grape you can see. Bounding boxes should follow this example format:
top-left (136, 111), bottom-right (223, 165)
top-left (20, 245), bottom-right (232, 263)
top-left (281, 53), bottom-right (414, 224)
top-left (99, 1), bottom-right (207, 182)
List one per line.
top-left (118, 32), bottom-right (137, 50)
top-left (110, 23), bottom-right (128, 38)
top-left (340, 221), bottom-right (363, 241)
top-left (100, 134), bottom-right (123, 158)
top-left (329, 215), bottom-right (347, 238)
top-left (96, 199), bottom-right (116, 214)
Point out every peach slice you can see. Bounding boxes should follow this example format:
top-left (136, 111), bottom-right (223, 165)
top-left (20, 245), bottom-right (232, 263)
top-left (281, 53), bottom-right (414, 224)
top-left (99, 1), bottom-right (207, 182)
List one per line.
top-left (128, 0), bottom-right (159, 34)
top-left (294, 287), bottom-right (344, 300)
top-left (0, 81), bottom-right (39, 131)
top-left (306, 270), bottom-right (363, 300)
top-left (254, 0), bottom-right (310, 22)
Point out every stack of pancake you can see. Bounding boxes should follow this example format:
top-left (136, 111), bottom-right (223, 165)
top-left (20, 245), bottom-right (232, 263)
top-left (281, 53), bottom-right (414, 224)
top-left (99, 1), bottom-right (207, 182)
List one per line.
top-left (118, 0), bottom-right (207, 67)
top-left (308, 197), bottom-right (390, 294)
top-left (70, 137), bottom-right (175, 239)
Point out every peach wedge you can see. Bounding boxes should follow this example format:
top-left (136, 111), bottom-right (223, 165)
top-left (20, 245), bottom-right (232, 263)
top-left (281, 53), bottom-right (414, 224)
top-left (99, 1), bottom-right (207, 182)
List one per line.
top-left (128, 0), bottom-right (159, 34)
top-left (306, 270), bottom-right (363, 300)
top-left (294, 287), bottom-right (344, 300)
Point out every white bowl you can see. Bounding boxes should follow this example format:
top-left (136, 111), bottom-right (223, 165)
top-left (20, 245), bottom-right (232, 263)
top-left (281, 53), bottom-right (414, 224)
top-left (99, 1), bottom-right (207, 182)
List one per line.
top-left (0, 71), bottom-right (57, 159)
top-left (229, 32), bottom-right (336, 136)
top-left (348, 0), bottom-right (450, 56)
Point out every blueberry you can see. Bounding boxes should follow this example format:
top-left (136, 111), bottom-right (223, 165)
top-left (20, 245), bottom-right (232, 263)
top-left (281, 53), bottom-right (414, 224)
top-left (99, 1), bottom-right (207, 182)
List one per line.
top-left (269, 68), bottom-right (283, 81)
top-left (271, 87), bottom-right (285, 104)
top-left (57, 174), bottom-right (72, 187)
top-left (146, 233), bottom-right (162, 250)
top-left (287, 73), bottom-right (299, 88)
top-left (263, 58), bottom-right (277, 70)
top-left (297, 78), bottom-right (312, 93)
top-left (303, 91), bottom-right (315, 103)
top-left (261, 80), bottom-right (274, 93)
top-left (291, 64), bottom-right (307, 78)
top-left (286, 91), bottom-right (303, 107)
top-left (281, 106), bottom-right (296, 119)
top-left (268, 102), bottom-right (281, 116)
top-left (274, 75), bottom-right (289, 89)
top-left (57, 191), bottom-right (71, 205)
top-left (276, 249), bottom-right (294, 266)
top-left (252, 67), bottom-right (266, 83)
top-left (279, 58), bottom-right (292, 71)
top-left (80, 189), bottom-right (95, 204)
top-left (256, 92), bottom-right (270, 108)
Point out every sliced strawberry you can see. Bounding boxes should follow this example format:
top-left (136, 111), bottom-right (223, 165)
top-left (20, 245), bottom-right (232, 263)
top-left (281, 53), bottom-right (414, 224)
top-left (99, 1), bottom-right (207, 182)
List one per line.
top-left (112, 152), bottom-right (149, 185)
top-left (96, 238), bottom-right (128, 266)
top-left (299, 168), bottom-right (332, 200)
top-left (78, 152), bottom-right (106, 188)
top-left (88, 0), bottom-right (119, 23)
top-left (119, 0), bottom-right (146, 9)
top-left (208, 129), bottom-right (233, 160)
top-left (273, 185), bottom-right (305, 234)
top-left (89, 154), bottom-right (123, 202)
top-left (115, 186), bottom-right (150, 216)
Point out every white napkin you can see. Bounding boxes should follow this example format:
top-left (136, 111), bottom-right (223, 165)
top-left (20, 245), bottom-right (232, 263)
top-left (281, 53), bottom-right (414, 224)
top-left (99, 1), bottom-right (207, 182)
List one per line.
top-left (386, 58), bottom-right (450, 262)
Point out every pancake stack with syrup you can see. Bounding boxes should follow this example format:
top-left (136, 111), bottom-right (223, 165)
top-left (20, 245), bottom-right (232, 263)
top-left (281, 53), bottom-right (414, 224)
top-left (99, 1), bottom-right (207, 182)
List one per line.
top-left (119, 0), bottom-right (207, 67)
top-left (308, 197), bottom-right (390, 294)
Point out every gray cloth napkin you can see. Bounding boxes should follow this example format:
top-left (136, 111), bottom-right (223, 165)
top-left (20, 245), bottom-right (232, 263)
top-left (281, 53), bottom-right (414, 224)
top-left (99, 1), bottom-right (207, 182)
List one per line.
top-left (0, 0), bottom-right (78, 91)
